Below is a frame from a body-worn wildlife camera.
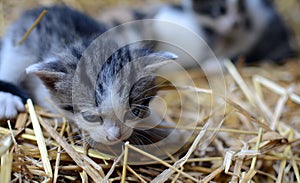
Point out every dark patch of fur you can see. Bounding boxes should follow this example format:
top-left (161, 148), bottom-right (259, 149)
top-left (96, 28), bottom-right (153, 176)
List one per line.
top-left (9, 6), bottom-right (107, 59)
top-left (242, 2), bottom-right (296, 63)
top-left (95, 43), bottom-right (156, 108)
top-left (192, 0), bottom-right (297, 63)
top-left (192, 0), bottom-right (227, 18)
top-left (170, 4), bottom-right (184, 11)
top-left (0, 80), bottom-right (29, 103)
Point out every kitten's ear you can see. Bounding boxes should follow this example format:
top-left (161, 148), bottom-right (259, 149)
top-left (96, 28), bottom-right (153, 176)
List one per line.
top-left (145, 51), bottom-right (177, 72)
top-left (26, 61), bottom-right (67, 88)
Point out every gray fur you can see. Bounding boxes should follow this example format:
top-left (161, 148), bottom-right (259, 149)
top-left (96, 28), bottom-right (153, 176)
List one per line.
top-left (194, 0), bottom-right (296, 62)
top-left (0, 6), bottom-right (177, 145)
top-left (154, 0), bottom-right (296, 64)
top-left (0, 6), bottom-right (107, 113)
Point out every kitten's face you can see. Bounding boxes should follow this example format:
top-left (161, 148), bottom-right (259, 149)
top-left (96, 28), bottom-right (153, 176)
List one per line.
top-left (191, 0), bottom-right (261, 58)
top-left (27, 43), bottom-right (176, 145)
top-left (192, 0), bottom-right (250, 35)
top-left (72, 75), bottom-right (157, 145)
top-left (73, 106), bottom-right (134, 145)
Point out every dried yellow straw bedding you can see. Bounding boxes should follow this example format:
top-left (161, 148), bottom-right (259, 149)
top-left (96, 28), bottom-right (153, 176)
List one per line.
top-left (0, 59), bottom-right (299, 182)
top-left (0, 0), bottom-right (300, 182)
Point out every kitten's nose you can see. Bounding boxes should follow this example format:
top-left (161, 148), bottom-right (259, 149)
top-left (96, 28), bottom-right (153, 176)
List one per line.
top-left (232, 20), bottom-right (240, 29)
top-left (107, 125), bottom-right (121, 141)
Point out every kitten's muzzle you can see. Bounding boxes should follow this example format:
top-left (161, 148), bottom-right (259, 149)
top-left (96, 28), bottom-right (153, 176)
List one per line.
top-left (105, 124), bottom-right (132, 143)
top-left (106, 125), bottom-right (121, 141)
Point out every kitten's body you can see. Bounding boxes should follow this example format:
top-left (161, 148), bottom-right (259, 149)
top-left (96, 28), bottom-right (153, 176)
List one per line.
top-left (0, 6), bottom-right (107, 114)
top-left (0, 6), bottom-right (176, 145)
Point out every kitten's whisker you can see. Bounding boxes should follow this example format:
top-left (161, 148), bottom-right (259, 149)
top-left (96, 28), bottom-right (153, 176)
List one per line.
top-left (130, 133), bottom-right (153, 146)
top-left (132, 95), bottom-right (158, 103)
top-left (130, 81), bottom-right (169, 100)
top-left (131, 131), bottom-right (163, 152)
top-left (131, 104), bottom-right (150, 111)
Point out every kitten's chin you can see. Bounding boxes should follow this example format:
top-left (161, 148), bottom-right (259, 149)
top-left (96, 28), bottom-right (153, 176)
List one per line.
top-left (90, 128), bottom-right (134, 146)
top-left (99, 139), bottom-right (123, 146)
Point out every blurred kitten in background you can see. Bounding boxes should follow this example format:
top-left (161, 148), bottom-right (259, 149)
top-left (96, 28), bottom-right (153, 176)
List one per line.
top-left (188, 0), bottom-right (296, 62)
top-left (98, 0), bottom-right (297, 68)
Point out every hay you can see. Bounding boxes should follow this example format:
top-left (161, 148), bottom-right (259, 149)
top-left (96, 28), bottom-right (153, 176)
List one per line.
top-left (0, 0), bottom-right (300, 182)
top-left (0, 60), bottom-right (299, 182)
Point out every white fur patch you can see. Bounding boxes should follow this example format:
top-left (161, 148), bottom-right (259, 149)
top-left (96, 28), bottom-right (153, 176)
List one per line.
top-left (25, 63), bottom-right (41, 74)
top-left (0, 36), bottom-right (38, 83)
top-left (153, 6), bottom-right (210, 68)
top-left (0, 91), bottom-right (25, 119)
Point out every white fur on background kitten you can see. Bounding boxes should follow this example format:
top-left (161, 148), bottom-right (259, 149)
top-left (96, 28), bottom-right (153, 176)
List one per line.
top-left (153, 0), bottom-right (295, 64)
top-left (153, 3), bottom-right (209, 68)
top-left (96, 0), bottom-right (295, 71)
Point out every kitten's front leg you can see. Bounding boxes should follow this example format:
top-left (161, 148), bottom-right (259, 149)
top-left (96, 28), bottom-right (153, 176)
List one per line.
top-left (0, 92), bottom-right (25, 119)
top-left (0, 81), bottom-right (29, 119)
top-left (0, 39), bottom-right (35, 119)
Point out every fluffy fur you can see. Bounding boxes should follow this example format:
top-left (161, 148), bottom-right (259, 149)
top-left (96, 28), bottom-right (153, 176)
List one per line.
top-left (0, 6), bottom-right (177, 145)
top-left (154, 0), bottom-right (296, 63)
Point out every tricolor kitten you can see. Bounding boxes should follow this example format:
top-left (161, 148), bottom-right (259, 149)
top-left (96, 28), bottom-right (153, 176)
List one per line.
top-left (0, 6), bottom-right (176, 145)
top-left (154, 0), bottom-right (296, 64)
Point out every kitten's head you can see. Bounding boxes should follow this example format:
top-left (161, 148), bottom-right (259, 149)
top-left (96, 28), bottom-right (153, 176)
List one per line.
top-left (191, 0), bottom-right (251, 35)
top-left (26, 42), bottom-right (176, 145)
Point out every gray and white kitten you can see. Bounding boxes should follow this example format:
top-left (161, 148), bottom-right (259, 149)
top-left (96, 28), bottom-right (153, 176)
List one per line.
top-left (154, 0), bottom-right (296, 64)
top-left (0, 6), bottom-right (176, 145)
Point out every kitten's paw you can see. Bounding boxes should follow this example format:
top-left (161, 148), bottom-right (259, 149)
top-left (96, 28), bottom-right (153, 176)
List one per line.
top-left (0, 92), bottom-right (25, 119)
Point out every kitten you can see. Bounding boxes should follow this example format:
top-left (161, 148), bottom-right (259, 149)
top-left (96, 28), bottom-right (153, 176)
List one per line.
top-left (154, 0), bottom-right (296, 64)
top-left (0, 6), bottom-right (177, 145)
top-left (0, 6), bottom-right (106, 118)
top-left (192, 0), bottom-right (296, 62)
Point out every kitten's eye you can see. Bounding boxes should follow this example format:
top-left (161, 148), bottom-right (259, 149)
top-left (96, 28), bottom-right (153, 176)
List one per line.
top-left (81, 110), bottom-right (103, 123)
top-left (211, 5), bottom-right (227, 18)
top-left (132, 107), bottom-right (150, 119)
top-left (132, 108), bottom-right (141, 117)
top-left (124, 108), bottom-right (144, 122)
top-left (124, 106), bottom-right (151, 122)
top-left (219, 6), bottom-right (226, 15)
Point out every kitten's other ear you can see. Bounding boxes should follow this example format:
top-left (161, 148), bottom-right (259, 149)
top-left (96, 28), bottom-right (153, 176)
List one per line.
top-left (145, 51), bottom-right (177, 72)
top-left (26, 61), bottom-right (67, 88)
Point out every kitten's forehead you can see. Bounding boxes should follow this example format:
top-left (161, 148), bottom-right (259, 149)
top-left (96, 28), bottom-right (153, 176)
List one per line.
top-left (193, 0), bottom-right (241, 16)
top-left (93, 45), bottom-right (173, 105)
top-left (94, 46), bottom-right (143, 102)
top-left (193, 0), bottom-right (227, 9)
top-left (71, 39), bottom-right (176, 117)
